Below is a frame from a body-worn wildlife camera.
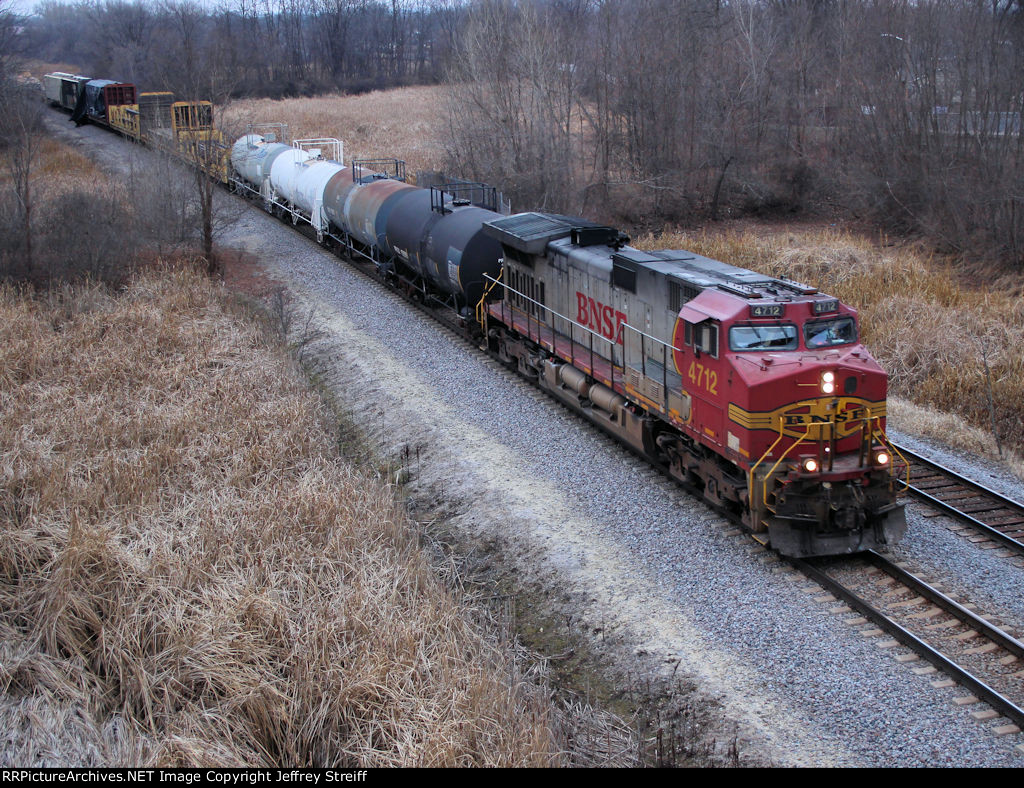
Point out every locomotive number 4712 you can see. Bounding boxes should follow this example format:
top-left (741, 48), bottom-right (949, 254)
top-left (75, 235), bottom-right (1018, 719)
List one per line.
top-left (687, 361), bottom-right (718, 396)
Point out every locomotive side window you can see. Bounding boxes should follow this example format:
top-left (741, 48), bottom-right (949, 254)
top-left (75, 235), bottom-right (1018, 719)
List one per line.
top-left (729, 324), bottom-right (799, 351)
top-left (691, 321), bottom-right (718, 358)
top-left (804, 317), bottom-right (856, 349)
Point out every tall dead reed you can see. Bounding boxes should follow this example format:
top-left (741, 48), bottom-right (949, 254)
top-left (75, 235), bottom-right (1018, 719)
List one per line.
top-left (222, 88), bottom-right (447, 175)
top-left (0, 270), bottom-right (569, 766)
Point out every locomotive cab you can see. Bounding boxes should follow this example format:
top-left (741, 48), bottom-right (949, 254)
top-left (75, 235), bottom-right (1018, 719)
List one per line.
top-left (702, 293), bottom-right (907, 556)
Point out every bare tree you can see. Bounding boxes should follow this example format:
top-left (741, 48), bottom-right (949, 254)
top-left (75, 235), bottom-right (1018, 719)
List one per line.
top-left (0, 70), bottom-right (45, 280)
top-left (444, 0), bottom-right (580, 209)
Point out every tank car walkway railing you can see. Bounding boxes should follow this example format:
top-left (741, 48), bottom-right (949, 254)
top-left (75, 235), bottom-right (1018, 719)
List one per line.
top-left (294, 138), bottom-right (343, 163)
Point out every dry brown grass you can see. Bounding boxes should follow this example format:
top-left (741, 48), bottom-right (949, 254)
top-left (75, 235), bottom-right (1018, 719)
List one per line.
top-left (0, 130), bottom-right (105, 198)
top-left (33, 137), bottom-right (107, 198)
top-left (24, 61), bottom-right (87, 82)
top-left (0, 269), bottom-right (581, 766)
top-left (223, 87), bottom-right (448, 175)
top-left (638, 226), bottom-right (1024, 474)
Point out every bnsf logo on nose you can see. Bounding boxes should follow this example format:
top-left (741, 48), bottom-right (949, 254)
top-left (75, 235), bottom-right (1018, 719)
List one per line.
top-left (576, 292), bottom-right (627, 345)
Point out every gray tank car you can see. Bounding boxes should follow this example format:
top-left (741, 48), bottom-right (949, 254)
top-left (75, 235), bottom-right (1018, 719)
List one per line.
top-left (230, 134), bottom-right (502, 311)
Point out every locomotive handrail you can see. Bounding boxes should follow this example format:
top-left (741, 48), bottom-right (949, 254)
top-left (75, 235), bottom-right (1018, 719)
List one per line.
top-left (619, 322), bottom-right (685, 354)
top-left (760, 425), bottom-right (812, 510)
top-left (750, 428), bottom-right (788, 485)
top-left (619, 322), bottom-right (685, 413)
top-left (871, 418), bottom-right (911, 490)
top-left (481, 272), bottom-right (691, 414)
top-left (482, 273), bottom-right (617, 385)
top-left (752, 413), bottom-right (897, 510)
top-left (475, 267), bottom-right (504, 328)
top-left (481, 273), bottom-right (613, 351)
top-left (480, 273), bottom-right (685, 362)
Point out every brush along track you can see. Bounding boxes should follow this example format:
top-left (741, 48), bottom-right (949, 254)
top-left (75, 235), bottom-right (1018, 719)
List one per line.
top-left (892, 444), bottom-right (1024, 556)
top-left (796, 551), bottom-right (1024, 732)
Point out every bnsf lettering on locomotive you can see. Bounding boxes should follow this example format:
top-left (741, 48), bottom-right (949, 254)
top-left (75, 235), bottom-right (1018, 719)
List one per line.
top-left (782, 406), bottom-right (867, 427)
top-left (576, 292), bottom-right (627, 345)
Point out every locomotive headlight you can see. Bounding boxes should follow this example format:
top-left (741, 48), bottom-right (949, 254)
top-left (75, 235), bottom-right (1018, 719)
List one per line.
top-left (803, 458), bottom-right (819, 473)
top-left (875, 451), bottom-right (890, 467)
top-left (821, 371), bottom-right (836, 394)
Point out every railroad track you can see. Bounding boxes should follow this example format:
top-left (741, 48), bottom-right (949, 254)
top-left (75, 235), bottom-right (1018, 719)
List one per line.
top-left (797, 551), bottom-right (1024, 735)
top-left (892, 443), bottom-right (1024, 556)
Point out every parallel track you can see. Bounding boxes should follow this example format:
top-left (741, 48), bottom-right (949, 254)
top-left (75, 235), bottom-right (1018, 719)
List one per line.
top-left (798, 551), bottom-right (1024, 731)
top-left (892, 443), bottom-right (1024, 555)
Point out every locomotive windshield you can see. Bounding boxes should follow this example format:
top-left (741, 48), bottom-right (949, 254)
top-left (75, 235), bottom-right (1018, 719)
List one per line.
top-left (805, 317), bottom-right (857, 348)
top-left (729, 324), bottom-right (799, 351)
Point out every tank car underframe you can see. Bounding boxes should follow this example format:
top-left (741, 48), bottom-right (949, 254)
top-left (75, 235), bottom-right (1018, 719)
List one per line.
top-left (486, 320), bottom-right (906, 558)
top-left (230, 173), bottom-right (468, 316)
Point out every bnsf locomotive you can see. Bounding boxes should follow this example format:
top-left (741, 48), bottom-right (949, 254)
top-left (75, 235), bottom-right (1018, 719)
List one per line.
top-left (479, 215), bottom-right (906, 557)
top-left (225, 130), bottom-right (906, 557)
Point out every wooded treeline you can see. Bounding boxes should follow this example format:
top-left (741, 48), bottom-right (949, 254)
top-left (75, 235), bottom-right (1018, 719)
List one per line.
top-left (20, 0), bottom-right (460, 97)
top-left (6, 0), bottom-right (1024, 264)
top-left (447, 0), bottom-right (1024, 265)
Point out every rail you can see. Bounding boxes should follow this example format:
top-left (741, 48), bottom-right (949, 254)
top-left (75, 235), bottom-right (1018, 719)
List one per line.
top-left (892, 443), bottom-right (1024, 556)
top-left (796, 552), bottom-right (1024, 730)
